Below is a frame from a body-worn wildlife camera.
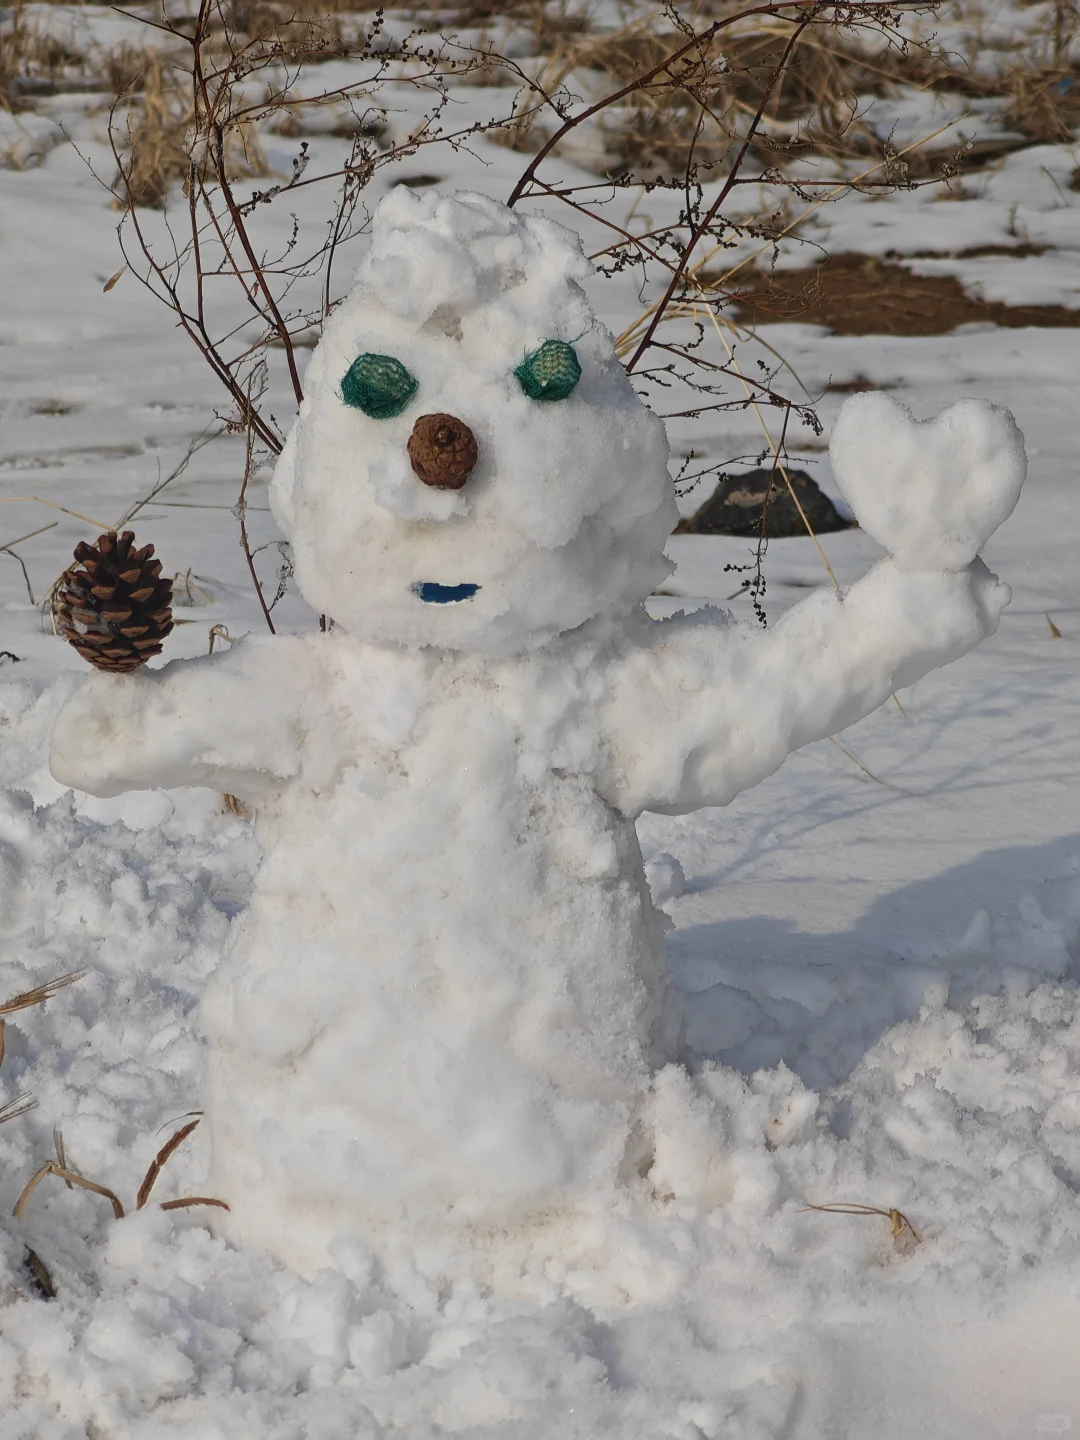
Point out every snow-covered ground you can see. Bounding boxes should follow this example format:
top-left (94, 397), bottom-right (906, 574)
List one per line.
top-left (2, 6), bottom-right (1080, 1435)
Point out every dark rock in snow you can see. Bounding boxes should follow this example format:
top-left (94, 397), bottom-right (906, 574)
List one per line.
top-left (676, 466), bottom-right (855, 538)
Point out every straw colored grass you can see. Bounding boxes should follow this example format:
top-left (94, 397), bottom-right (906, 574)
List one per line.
top-left (0, 970), bottom-right (84, 1071)
top-left (114, 49), bottom-right (270, 210)
top-left (13, 1115), bottom-right (229, 1222)
top-left (802, 1200), bottom-right (922, 1252)
top-left (0, 4), bottom-right (84, 113)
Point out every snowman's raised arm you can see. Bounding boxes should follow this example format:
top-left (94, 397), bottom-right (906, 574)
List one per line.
top-left (598, 557), bottom-right (1006, 815)
top-left (596, 393), bottom-right (1026, 817)
top-left (50, 635), bottom-right (313, 802)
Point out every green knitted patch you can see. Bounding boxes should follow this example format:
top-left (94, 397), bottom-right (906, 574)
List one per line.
top-left (514, 341), bottom-right (581, 402)
top-left (340, 353), bottom-right (418, 418)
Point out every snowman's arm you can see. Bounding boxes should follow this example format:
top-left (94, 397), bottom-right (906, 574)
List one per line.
top-left (598, 556), bottom-right (1007, 816)
top-left (50, 635), bottom-right (312, 802)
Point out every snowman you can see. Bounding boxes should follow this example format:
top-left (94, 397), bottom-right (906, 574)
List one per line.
top-left (51, 189), bottom-right (1026, 1280)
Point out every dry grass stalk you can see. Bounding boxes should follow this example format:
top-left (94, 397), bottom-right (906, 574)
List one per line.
top-left (0, 3), bottom-right (83, 115)
top-left (160, 1196), bottom-right (231, 1212)
top-left (498, 3), bottom-right (977, 179)
top-left (136, 1118), bottom-right (201, 1210)
top-left (12, 1116), bottom-right (229, 1223)
top-left (1005, 65), bottom-right (1080, 144)
top-left (0, 1095), bottom-right (37, 1124)
top-left (53, 1129), bottom-right (73, 1189)
top-left (114, 48), bottom-right (270, 210)
top-left (0, 520), bottom-right (59, 606)
top-left (802, 1200), bottom-right (921, 1245)
top-left (1047, 613), bottom-right (1063, 638)
top-left (580, 20), bottom-right (879, 173)
top-left (15, 1162), bottom-right (126, 1221)
top-left (0, 970), bottom-right (84, 1075)
top-left (0, 970), bottom-right (85, 1019)
top-left (208, 624), bottom-right (235, 653)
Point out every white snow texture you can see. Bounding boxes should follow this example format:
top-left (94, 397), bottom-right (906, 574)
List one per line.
top-left (50, 190), bottom-right (1026, 1283)
top-left (830, 390), bottom-right (1026, 571)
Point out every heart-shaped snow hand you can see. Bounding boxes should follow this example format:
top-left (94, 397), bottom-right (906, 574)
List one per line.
top-left (829, 392), bottom-right (1026, 571)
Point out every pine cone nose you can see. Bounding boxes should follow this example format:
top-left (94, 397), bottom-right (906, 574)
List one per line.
top-left (406, 413), bottom-right (478, 490)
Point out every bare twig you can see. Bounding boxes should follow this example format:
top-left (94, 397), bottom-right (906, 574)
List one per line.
top-left (236, 376), bottom-right (276, 634)
top-left (113, 424), bottom-right (224, 531)
top-left (0, 498), bottom-right (110, 528)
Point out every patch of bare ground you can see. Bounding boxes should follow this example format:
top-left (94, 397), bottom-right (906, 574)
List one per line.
top-left (729, 252), bottom-right (1080, 336)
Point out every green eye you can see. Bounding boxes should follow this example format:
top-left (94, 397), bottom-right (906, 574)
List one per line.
top-left (340, 353), bottom-right (418, 418)
top-left (514, 340), bottom-right (581, 402)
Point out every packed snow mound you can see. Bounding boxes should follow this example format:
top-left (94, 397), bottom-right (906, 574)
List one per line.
top-left (829, 392), bottom-right (1026, 570)
top-left (6, 724), bottom-right (1080, 1436)
top-left (271, 188), bottom-right (676, 656)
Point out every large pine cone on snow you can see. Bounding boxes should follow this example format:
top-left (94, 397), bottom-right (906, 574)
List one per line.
top-left (57, 531), bottom-right (173, 673)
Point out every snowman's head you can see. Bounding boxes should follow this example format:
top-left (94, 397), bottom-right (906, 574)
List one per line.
top-left (272, 188), bottom-right (676, 655)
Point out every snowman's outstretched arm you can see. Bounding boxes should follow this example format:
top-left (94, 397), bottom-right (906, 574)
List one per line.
top-left (599, 557), bottom-right (1005, 816)
top-left (50, 635), bottom-right (312, 802)
top-left (598, 394), bottom-right (1026, 817)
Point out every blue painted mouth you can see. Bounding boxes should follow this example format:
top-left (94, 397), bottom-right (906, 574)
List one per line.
top-left (412, 581), bottom-right (480, 605)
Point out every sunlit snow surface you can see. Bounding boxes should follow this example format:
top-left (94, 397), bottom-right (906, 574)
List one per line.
top-left (2, 33), bottom-right (1080, 1440)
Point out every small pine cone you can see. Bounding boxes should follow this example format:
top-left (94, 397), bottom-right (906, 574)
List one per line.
top-left (56, 531), bottom-right (173, 673)
top-left (407, 413), bottom-right (478, 489)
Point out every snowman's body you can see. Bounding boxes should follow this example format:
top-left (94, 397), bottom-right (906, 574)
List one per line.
top-left (197, 626), bottom-right (677, 1270)
top-left (52, 190), bottom-right (1027, 1278)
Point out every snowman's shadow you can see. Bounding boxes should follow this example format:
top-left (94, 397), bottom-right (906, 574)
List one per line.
top-left (669, 832), bottom-right (1080, 1091)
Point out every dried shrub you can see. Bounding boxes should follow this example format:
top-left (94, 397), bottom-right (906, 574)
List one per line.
top-left (114, 48), bottom-right (269, 210)
top-left (1004, 64), bottom-right (1080, 142)
top-left (572, 20), bottom-right (884, 175)
top-left (491, 5), bottom-right (966, 178)
top-left (0, 4), bottom-right (83, 112)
